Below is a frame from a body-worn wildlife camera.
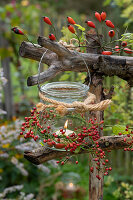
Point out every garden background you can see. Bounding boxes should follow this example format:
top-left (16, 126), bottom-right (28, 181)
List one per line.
top-left (0, 0), bottom-right (133, 199)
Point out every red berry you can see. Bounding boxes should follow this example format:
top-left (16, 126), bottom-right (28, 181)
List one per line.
top-left (52, 141), bottom-right (55, 145)
top-left (96, 175), bottom-right (101, 180)
top-left (124, 48), bottom-right (132, 54)
top-left (49, 34), bottom-right (56, 41)
top-left (95, 12), bottom-right (101, 22)
top-left (24, 134), bottom-right (27, 139)
top-left (67, 16), bottom-right (76, 25)
top-left (21, 127), bottom-right (25, 131)
top-left (56, 161), bottom-right (60, 164)
top-left (43, 16), bottom-right (52, 25)
top-left (124, 138), bottom-right (126, 142)
top-left (76, 161), bottom-right (78, 164)
top-left (121, 41), bottom-right (127, 47)
top-left (68, 25), bottom-right (75, 34)
top-left (100, 120), bottom-right (104, 124)
top-left (102, 51), bottom-right (112, 55)
top-left (11, 27), bottom-right (24, 35)
top-left (115, 45), bottom-right (120, 53)
top-left (85, 21), bottom-right (96, 28)
top-left (35, 135), bottom-right (39, 140)
top-left (105, 159), bottom-right (108, 163)
top-left (101, 12), bottom-right (106, 21)
top-left (61, 161), bottom-right (64, 165)
top-left (54, 143), bottom-right (65, 149)
top-left (43, 129), bottom-right (47, 133)
top-left (105, 20), bottom-right (114, 28)
top-left (47, 142), bottom-right (53, 147)
top-left (90, 167), bottom-right (94, 173)
top-left (108, 30), bottom-right (115, 37)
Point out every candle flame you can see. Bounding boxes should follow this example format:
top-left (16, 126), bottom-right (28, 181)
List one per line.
top-left (64, 120), bottom-right (68, 129)
top-left (68, 182), bottom-right (74, 188)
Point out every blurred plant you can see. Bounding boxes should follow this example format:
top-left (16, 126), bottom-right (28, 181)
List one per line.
top-left (0, 68), bottom-right (7, 117)
top-left (0, 119), bottom-right (61, 199)
top-left (104, 175), bottom-right (133, 200)
top-left (113, 182), bottom-right (133, 200)
top-left (0, 184), bottom-right (35, 200)
top-left (0, 0), bottom-right (49, 108)
top-left (104, 79), bottom-right (133, 130)
top-left (104, 0), bottom-right (133, 28)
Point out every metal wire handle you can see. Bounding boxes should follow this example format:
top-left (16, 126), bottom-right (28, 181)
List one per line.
top-left (37, 48), bottom-right (91, 91)
top-left (79, 53), bottom-right (91, 87)
top-left (37, 49), bottom-right (48, 91)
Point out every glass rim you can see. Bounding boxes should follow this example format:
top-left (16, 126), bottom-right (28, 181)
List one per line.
top-left (40, 82), bottom-right (89, 98)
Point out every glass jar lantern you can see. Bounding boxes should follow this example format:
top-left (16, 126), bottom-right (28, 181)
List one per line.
top-left (39, 82), bottom-right (89, 150)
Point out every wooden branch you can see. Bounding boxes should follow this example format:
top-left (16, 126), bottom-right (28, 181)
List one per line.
top-left (19, 39), bottom-right (133, 86)
top-left (27, 63), bottom-right (62, 86)
top-left (38, 36), bottom-right (73, 57)
top-left (19, 41), bottom-right (57, 66)
top-left (24, 135), bottom-right (132, 165)
top-left (104, 86), bottom-right (114, 100)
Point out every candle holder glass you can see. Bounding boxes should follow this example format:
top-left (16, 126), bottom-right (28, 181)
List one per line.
top-left (39, 82), bottom-right (89, 150)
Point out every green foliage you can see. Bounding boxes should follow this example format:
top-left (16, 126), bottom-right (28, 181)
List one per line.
top-left (104, 175), bottom-right (133, 200)
top-left (74, 24), bottom-right (85, 32)
top-left (104, 78), bottom-right (133, 130)
top-left (112, 125), bottom-right (128, 135)
top-left (120, 33), bottom-right (133, 48)
top-left (113, 182), bottom-right (133, 200)
top-left (104, 0), bottom-right (133, 28)
top-left (61, 26), bottom-right (76, 42)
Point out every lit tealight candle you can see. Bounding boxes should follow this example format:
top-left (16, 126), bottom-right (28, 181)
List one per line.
top-left (66, 182), bottom-right (76, 191)
top-left (55, 120), bottom-right (73, 136)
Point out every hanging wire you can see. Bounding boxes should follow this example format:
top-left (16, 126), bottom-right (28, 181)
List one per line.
top-left (37, 45), bottom-right (91, 91)
top-left (37, 49), bottom-right (48, 91)
top-left (79, 53), bottom-right (91, 87)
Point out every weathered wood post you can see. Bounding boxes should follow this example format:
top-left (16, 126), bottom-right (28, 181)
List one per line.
top-left (86, 34), bottom-right (104, 200)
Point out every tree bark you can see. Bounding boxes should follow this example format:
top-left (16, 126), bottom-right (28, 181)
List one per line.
top-left (86, 34), bottom-right (104, 200)
top-left (19, 39), bottom-right (133, 86)
top-left (24, 135), bottom-right (132, 165)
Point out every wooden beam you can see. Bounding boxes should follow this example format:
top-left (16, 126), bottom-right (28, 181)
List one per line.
top-left (24, 135), bottom-right (132, 165)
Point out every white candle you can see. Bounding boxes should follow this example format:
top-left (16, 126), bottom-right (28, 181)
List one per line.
top-left (55, 120), bottom-right (73, 136)
top-left (55, 129), bottom-right (73, 136)
top-left (66, 182), bottom-right (76, 191)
